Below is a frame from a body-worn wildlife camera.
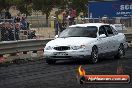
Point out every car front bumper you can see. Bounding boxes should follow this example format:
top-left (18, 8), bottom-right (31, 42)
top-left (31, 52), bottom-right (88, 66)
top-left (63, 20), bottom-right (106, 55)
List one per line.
top-left (44, 49), bottom-right (92, 60)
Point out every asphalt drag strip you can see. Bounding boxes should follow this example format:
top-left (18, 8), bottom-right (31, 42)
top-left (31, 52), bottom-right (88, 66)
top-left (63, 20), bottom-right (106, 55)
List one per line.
top-left (0, 48), bottom-right (132, 88)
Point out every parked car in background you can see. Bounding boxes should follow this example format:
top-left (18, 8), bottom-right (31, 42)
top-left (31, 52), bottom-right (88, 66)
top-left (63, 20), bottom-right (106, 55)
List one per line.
top-left (111, 24), bottom-right (127, 33)
top-left (44, 23), bottom-right (128, 64)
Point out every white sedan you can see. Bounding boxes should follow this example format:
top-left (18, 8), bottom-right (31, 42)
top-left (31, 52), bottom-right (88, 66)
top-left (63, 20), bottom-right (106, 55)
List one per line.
top-left (44, 23), bottom-right (128, 64)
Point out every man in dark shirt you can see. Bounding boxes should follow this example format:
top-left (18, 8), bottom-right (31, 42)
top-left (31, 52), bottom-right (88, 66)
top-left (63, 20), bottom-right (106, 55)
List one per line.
top-left (1, 23), bottom-right (7, 41)
top-left (8, 24), bottom-right (15, 41)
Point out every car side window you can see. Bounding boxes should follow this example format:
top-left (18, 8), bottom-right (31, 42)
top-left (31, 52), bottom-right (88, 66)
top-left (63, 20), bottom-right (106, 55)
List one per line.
top-left (104, 25), bottom-right (114, 36)
top-left (99, 26), bottom-right (108, 36)
top-left (110, 26), bottom-right (118, 35)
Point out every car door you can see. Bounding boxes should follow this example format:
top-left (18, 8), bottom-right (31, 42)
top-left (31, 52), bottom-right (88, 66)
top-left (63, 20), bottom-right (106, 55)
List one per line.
top-left (98, 26), bottom-right (109, 54)
top-left (110, 26), bottom-right (120, 51)
top-left (104, 25), bottom-right (117, 52)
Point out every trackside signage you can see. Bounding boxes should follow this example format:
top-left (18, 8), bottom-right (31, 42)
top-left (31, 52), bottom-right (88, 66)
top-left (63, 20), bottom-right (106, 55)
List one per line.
top-left (89, 1), bottom-right (132, 18)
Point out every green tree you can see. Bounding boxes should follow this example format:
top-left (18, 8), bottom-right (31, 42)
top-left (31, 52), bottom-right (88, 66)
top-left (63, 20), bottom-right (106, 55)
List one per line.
top-left (0, 0), bottom-right (10, 11)
top-left (0, 0), bottom-right (32, 16)
top-left (70, 0), bottom-right (89, 16)
top-left (16, 0), bottom-right (32, 16)
top-left (32, 0), bottom-right (68, 26)
top-left (53, 0), bottom-right (68, 9)
top-left (32, 0), bottom-right (54, 26)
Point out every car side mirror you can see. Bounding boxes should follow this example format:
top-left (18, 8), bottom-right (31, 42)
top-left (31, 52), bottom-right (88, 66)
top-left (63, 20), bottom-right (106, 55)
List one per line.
top-left (55, 35), bottom-right (58, 39)
top-left (99, 34), bottom-right (106, 38)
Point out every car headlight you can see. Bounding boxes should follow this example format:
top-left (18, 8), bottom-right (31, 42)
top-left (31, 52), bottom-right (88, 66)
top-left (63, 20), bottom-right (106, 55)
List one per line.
top-left (45, 46), bottom-right (52, 50)
top-left (71, 45), bottom-right (86, 50)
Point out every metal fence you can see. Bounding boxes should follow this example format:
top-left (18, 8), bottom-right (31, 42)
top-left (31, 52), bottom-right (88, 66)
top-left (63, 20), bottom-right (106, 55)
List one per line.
top-left (27, 16), bottom-right (132, 29)
top-left (0, 16), bottom-right (132, 42)
top-left (27, 16), bottom-right (48, 28)
top-left (27, 16), bottom-right (132, 36)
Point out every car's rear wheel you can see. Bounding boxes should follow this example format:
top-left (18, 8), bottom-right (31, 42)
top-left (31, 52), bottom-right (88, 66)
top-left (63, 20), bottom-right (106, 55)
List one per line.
top-left (46, 59), bottom-right (56, 64)
top-left (114, 44), bottom-right (125, 59)
top-left (90, 46), bottom-right (98, 64)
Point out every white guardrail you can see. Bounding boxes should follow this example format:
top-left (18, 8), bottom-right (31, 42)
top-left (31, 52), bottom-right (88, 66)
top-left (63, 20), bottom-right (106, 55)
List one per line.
top-left (0, 39), bottom-right (53, 64)
top-left (124, 33), bottom-right (132, 43)
top-left (0, 33), bottom-right (132, 64)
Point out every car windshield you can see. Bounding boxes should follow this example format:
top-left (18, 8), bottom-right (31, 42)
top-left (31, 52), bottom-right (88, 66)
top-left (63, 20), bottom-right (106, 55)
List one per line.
top-left (59, 26), bottom-right (98, 38)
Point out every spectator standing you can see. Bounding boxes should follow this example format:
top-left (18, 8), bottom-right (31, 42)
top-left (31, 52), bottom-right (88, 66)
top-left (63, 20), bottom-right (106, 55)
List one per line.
top-left (20, 16), bottom-right (28, 30)
top-left (15, 23), bottom-right (20, 40)
top-left (14, 14), bottom-right (21, 23)
top-left (70, 8), bottom-right (76, 25)
top-left (54, 11), bottom-right (61, 35)
top-left (4, 28), bottom-right (9, 41)
top-left (54, 16), bottom-right (59, 35)
top-left (68, 9), bottom-right (72, 25)
top-left (1, 23), bottom-right (5, 41)
top-left (1, 23), bottom-right (9, 41)
top-left (8, 24), bottom-right (15, 41)
top-left (62, 10), bottom-right (67, 24)
top-left (28, 30), bottom-right (36, 39)
top-left (4, 23), bottom-right (9, 41)
top-left (0, 23), bottom-right (2, 41)
top-left (62, 10), bottom-right (68, 30)
top-left (5, 9), bottom-right (11, 19)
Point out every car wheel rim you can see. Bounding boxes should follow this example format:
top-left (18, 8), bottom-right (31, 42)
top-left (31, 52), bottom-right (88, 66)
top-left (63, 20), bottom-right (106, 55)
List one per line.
top-left (92, 49), bottom-right (98, 63)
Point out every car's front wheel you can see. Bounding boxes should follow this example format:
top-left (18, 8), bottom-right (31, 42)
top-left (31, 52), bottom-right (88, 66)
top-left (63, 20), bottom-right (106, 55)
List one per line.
top-left (46, 59), bottom-right (56, 64)
top-left (90, 46), bottom-right (98, 64)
